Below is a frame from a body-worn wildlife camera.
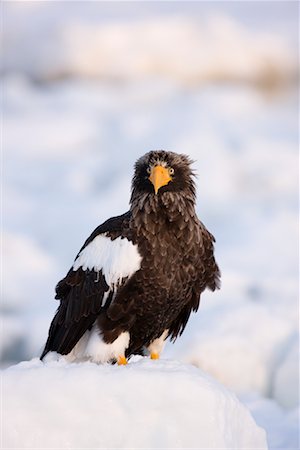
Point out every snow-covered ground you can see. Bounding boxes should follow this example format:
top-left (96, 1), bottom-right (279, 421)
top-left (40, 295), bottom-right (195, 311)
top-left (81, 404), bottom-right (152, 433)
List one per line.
top-left (1, 2), bottom-right (299, 449)
top-left (3, 358), bottom-right (268, 449)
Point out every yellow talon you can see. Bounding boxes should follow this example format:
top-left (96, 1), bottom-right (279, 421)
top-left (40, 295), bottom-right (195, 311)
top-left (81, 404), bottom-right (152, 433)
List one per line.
top-left (118, 355), bottom-right (127, 365)
top-left (151, 352), bottom-right (160, 360)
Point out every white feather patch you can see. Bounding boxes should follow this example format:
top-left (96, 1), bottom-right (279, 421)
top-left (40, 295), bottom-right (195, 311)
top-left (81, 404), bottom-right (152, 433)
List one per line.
top-left (147, 330), bottom-right (169, 355)
top-left (73, 234), bottom-right (142, 287)
top-left (66, 325), bottom-right (130, 364)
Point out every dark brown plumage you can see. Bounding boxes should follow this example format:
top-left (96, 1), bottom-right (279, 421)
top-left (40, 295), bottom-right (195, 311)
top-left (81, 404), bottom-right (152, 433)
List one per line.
top-left (41, 150), bottom-right (220, 363)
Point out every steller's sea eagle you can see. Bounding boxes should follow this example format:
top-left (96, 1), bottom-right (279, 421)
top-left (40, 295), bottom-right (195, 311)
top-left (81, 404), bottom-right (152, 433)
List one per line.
top-left (41, 150), bottom-right (221, 364)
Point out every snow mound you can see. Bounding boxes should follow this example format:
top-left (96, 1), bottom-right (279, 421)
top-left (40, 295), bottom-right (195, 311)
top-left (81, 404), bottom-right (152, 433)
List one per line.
top-left (2, 358), bottom-right (267, 449)
top-left (242, 394), bottom-right (299, 450)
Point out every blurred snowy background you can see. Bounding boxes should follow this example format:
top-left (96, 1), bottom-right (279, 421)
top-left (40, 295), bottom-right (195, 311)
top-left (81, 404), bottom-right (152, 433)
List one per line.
top-left (2, 2), bottom-right (299, 448)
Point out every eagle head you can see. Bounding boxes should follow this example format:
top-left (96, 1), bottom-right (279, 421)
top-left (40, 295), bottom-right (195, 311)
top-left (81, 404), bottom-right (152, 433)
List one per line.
top-left (131, 150), bottom-right (196, 204)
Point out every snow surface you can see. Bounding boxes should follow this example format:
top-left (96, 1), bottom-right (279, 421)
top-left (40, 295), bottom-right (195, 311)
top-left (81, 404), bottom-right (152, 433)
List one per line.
top-left (2, 358), bottom-right (267, 450)
top-left (2, 2), bottom-right (299, 449)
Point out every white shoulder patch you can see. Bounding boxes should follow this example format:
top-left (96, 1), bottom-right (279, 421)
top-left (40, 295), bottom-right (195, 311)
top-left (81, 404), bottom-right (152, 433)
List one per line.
top-left (73, 234), bottom-right (142, 287)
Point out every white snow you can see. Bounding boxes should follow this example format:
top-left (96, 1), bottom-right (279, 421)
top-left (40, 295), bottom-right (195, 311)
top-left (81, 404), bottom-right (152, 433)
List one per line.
top-left (2, 358), bottom-right (267, 450)
top-left (2, 2), bottom-right (299, 449)
top-left (2, 231), bottom-right (56, 310)
top-left (2, 5), bottom-right (297, 85)
top-left (272, 334), bottom-right (299, 410)
top-left (166, 302), bottom-right (297, 396)
top-left (73, 234), bottom-right (142, 287)
top-left (241, 394), bottom-right (299, 450)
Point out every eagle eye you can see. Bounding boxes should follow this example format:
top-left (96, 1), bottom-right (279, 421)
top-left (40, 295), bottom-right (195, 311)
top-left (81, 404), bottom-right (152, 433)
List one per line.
top-left (146, 166), bottom-right (151, 174)
top-left (169, 167), bottom-right (174, 175)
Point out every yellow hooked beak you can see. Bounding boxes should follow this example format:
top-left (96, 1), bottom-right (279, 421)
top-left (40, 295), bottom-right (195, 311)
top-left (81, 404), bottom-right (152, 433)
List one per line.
top-left (149, 165), bottom-right (172, 195)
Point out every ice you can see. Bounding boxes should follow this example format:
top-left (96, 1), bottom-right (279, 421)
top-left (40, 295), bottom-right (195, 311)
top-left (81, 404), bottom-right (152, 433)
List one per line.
top-left (2, 358), bottom-right (267, 449)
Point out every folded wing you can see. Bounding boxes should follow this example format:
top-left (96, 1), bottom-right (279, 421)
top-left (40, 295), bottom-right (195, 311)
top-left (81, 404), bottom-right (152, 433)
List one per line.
top-left (41, 212), bottom-right (142, 359)
top-left (168, 220), bottom-right (221, 341)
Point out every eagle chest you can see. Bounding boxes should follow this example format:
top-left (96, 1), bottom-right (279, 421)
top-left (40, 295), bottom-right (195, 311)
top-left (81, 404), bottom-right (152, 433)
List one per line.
top-left (134, 217), bottom-right (198, 303)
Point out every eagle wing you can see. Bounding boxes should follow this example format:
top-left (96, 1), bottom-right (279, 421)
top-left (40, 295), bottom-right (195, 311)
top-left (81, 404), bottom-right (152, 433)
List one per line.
top-left (41, 211), bottom-right (141, 359)
top-left (168, 220), bottom-right (221, 341)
